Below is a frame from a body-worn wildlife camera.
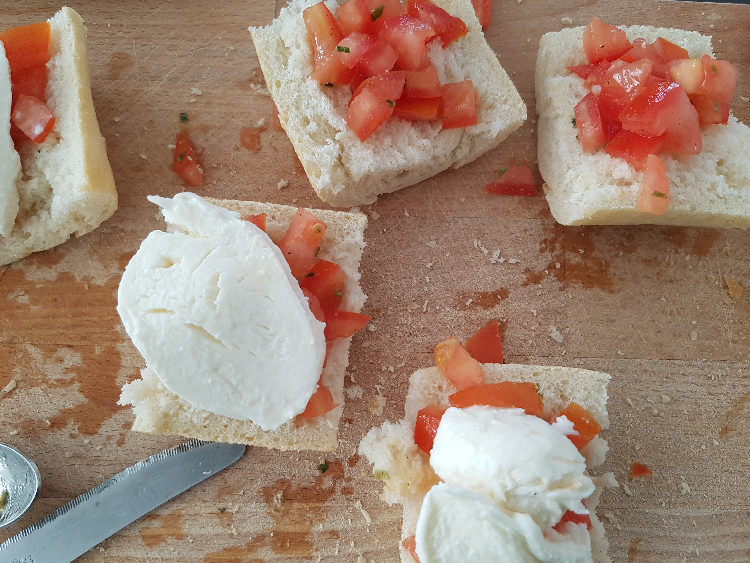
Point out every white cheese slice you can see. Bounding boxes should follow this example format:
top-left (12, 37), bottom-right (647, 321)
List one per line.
top-left (0, 43), bottom-right (22, 237)
top-left (117, 193), bottom-right (326, 431)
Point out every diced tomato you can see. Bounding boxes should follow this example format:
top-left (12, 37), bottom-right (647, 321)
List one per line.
top-left (630, 461), bottom-right (653, 479)
top-left (302, 288), bottom-right (326, 323)
top-left (568, 64), bottom-right (597, 79)
top-left (402, 535), bottom-right (421, 563)
top-left (10, 63), bottom-right (47, 101)
top-left (483, 161), bottom-right (536, 196)
top-left (690, 95), bottom-right (729, 125)
top-left (349, 69), bottom-right (368, 94)
top-left (584, 60), bottom-right (612, 90)
top-left (557, 402), bottom-right (602, 450)
top-left (173, 130), bottom-right (203, 186)
top-left (337, 0), bottom-right (374, 35)
top-left (323, 341), bottom-right (333, 369)
top-left (365, 0), bottom-right (407, 24)
top-left (620, 37), bottom-right (661, 64)
top-left (441, 80), bottom-right (477, 129)
top-left (301, 381), bottom-right (337, 418)
top-left (11, 94), bottom-right (55, 143)
top-left (636, 154), bottom-right (670, 215)
top-left (336, 32), bottom-right (375, 69)
top-left (470, 0), bottom-right (491, 28)
top-left (348, 72), bottom-right (405, 140)
top-left (0, 21), bottom-right (50, 72)
top-left (434, 336), bottom-right (484, 390)
top-left (299, 259), bottom-right (348, 310)
top-left (407, 0), bottom-right (467, 47)
top-left (605, 129), bottom-right (666, 170)
top-left (582, 17), bottom-right (632, 64)
top-left (698, 55), bottom-right (737, 104)
top-left (652, 37), bottom-right (688, 62)
top-left (304, 2), bottom-right (354, 84)
top-left (243, 213), bottom-right (267, 232)
top-left (602, 120), bottom-right (622, 141)
top-left (594, 59), bottom-right (653, 122)
top-left (393, 97), bottom-right (440, 121)
top-left (574, 92), bottom-right (606, 152)
top-left (403, 66), bottom-right (442, 98)
top-left (378, 15), bottom-right (435, 71)
top-left (448, 381), bottom-right (544, 416)
top-left (553, 509), bottom-right (592, 532)
top-left (667, 58), bottom-right (704, 94)
top-left (277, 208), bottom-right (327, 279)
top-left (463, 319), bottom-right (504, 364)
top-left (414, 404), bottom-right (446, 454)
top-left (356, 39), bottom-right (398, 77)
top-left (323, 310), bottom-right (371, 340)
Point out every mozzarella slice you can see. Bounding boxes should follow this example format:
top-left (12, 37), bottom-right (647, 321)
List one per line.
top-left (117, 193), bottom-right (326, 431)
top-left (0, 43), bottom-right (22, 237)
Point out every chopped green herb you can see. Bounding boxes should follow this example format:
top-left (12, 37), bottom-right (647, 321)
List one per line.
top-left (337, 45), bottom-right (350, 53)
top-left (219, 507), bottom-right (227, 514)
top-left (177, 150), bottom-right (185, 163)
top-left (497, 167), bottom-right (508, 176)
top-left (370, 4), bottom-right (385, 21)
top-left (319, 462), bottom-right (329, 473)
top-left (652, 190), bottom-right (667, 198)
top-left (315, 246), bottom-right (321, 257)
top-left (576, 134), bottom-right (579, 140)
top-left (333, 290), bottom-right (343, 297)
top-left (386, 99), bottom-right (395, 107)
top-left (571, 117), bottom-right (576, 126)
top-left (180, 112), bottom-right (189, 123)
top-left (714, 101), bottom-right (721, 112)
top-left (711, 64), bottom-right (718, 76)
top-left (374, 470), bottom-right (390, 481)
top-left (306, 272), bottom-right (315, 277)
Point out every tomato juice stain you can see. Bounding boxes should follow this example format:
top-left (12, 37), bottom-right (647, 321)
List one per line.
top-left (453, 288), bottom-right (509, 310)
top-left (107, 51), bottom-right (133, 81)
top-left (139, 509), bottom-right (185, 548)
top-left (241, 126), bottom-right (266, 153)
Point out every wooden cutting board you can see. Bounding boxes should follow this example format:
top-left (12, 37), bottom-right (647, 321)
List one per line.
top-left (1, 0), bottom-right (750, 561)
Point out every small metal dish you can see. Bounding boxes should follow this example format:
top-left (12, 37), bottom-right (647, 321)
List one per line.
top-left (0, 443), bottom-right (41, 529)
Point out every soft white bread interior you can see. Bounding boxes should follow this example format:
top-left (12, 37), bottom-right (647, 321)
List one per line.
top-left (250, 0), bottom-right (526, 207)
top-left (359, 364), bottom-right (612, 563)
top-left (119, 199), bottom-right (368, 451)
top-left (536, 25), bottom-right (750, 227)
top-left (0, 7), bottom-right (117, 266)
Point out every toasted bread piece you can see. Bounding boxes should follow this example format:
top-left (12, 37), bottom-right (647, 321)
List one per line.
top-left (1, 7), bottom-right (117, 266)
top-left (536, 25), bottom-right (750, 227)
top-left (119, 198), bottom-right (367, 451)
top-left (250, 0), bottom-right (526, 207)
top-left (360, 364), bottom-right (612, 562)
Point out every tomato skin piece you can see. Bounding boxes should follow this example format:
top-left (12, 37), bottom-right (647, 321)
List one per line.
top-left (605, 129), bottom-right (666, 170)
top-left (11, 93), bottom-right (55, 143)
top-left (407, 0), bottom-right (468, 47)
top-left (553, 509), bottom-right (592, 532)
top-left (631, 461), bottom-right (653, 479)
top-left (356, 39), bottom-right (398, 77)
top-left (377, 15), bottom-right (436, 71)
top-left (304, 2), bottom-right (354, 85)
top-left (574, 92), bottom-right (606, 152)
top-left (393, 97), bottom-right (440, 121)
top-left (463, 319), bottom-right (504, 364)
top-left (484, 161), bottom-right (536, 196)
top-left (0, 21), bottom-right (50, 72)
top-left (299, 259), bottom-right (348, 310)
top-left (448, 381), bottom-right (544, 416)
top-left (414, 404), bottom-right (446, 454)
top-left (301, 381), bottom-right (338, 418)
top-left (652, 37), bottom-right (688, 62)
top-left (568, 64), bottom-right (597, 79)
top-left (10, 62), bottom-right (47, 101)
top-left (337, 0), bottom-right (374, 35)
top-left (582, 17), bottom-right (632, 64)
top-left (470, 0), bottom-right (491, 28)
top-left (434, 336), bottom-right (484, 390)
top-left (690, 95), bottom-right (729, 125)
top-left (277, 208), bottom-right (328, 279)
top-left (173, 130), bottom-right (204, 186)
top-left (636, 154), bottom-right (670, 215)
top-left (336, 32), bottom-right (376, 69)
top-left (242, 213), bottom-right (267, 232)
top-left (323, 310), bottom-right (371, 340)
top-left (402, 535), bottom-right (422, 563)
top-left (594, 59), bottom-right (652, 122)
top-left (302, 288), bottom-right (326, 323)
top-left (441, 80), bottom-right (477, 129)
top-left (557, 402), bottom-right (603, 450)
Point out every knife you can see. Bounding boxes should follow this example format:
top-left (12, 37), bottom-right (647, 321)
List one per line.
top-left (0, 439), bottom-right (246, 563)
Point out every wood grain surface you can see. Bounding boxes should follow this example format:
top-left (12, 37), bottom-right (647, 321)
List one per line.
top-left (1, 0), bottom-right (750, 561)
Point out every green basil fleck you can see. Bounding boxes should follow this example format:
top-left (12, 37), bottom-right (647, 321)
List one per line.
top-left (337, 45), bottom-right (350, 53)
top-left (334, 290), bottom-right (343, 297)
top-left (177, 150), bottom-right (185, 163)
top-left (711, 64), bottom-right (718, 75)
top-left (315, 246), bottom-right (321, 257)
top-left (571, 117), bottom-right (576, 126)
top-left (180, 112), bottom-right (188, 123)
top-left (652, 190), bottom-right (667, 198)
top-left (497, 167), bottom-right (507, 176)
top-left (319, 462), bottom-right (329, 473)
top-left (219, 507), bottom-right (227, 514)
top-left (386, 99), bottom-right (395, 107)
top-left (370, 4), bottom-right (385, 21)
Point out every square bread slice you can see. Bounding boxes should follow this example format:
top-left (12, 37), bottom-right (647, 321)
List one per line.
top-left (1, 7), bottom-right (118, 266)
top-left (119, 199), bottom-right (367, 451)
top-left (536, 25), bottom-right (750, 227)
top-left (359, 364), bottom-right (613, 563)
top-left (250, 0), bottom-right (526, 207)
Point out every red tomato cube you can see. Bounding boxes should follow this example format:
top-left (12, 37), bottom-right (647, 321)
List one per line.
top-left (434, 336), bottom-right (484, 390)
top-left (631, 462), bottom-right (653, 479)
top-left (277, 208), bottom-right (328, 279)
top-left (636, 154), bottom-right (670, 215)
top-left (302, 288), bottom-right (326, 323)
top-left (582, 17), bottom-right (632, 64)
top-left (365, 0), bottom-right (407, 24)
top-left (304, 2), bottom-right (354, 84)
top-left (699, 55), bottom-right (737, 104)
top-left (11, 94), bottom-right (55, 144)
top-left (323, 310), bottom-right (371, 340)
top-left (337, 0), bottom-right (374, 35)
top-left (301, 381), bottom-right (338, 418)
top-left (689, 95), bottom-right (729, 125)
top-left (356, 39), bottom-right (398, 77)
top-left (651, 37), bottom-right (688, 62)
top-left (403, 66), bottom-right (442, 98)
top-left (448, 381), bottom-right (544, 416)
top-left (470, 0), bottom-right (491, 28)
top-left (553, 509), bottom-right (592, 532)
top-left (483, 161), bottom-right (537, 196)
top-left (414, 404), bottom-right (446, 454)
top-left (242, 213), bottom-right (267, 232)
top-left (336, 32), bottom-right (376, 69)
top-left (0, 22), bottom-right (51, 72)
top-left (299, 259), bottom-right (348, 310)
top-left (407, 0), bottom-right (468, 47)
top-left (441, 80), bottom-right (477, 129)
top-left (377, 15), bottom-right (435, 70)
top-left (604, 129), bottom-right (666, 171)
top-left (594, 59), bottom-right (653, 122)
top-left (574, 92), bottom-right (606, 152)
top-left (557, 402), bottom-right (602, 450)
top-left (172, 130), bottom-right (204, 186)
top-left (347, 72), bottom-right (405, 140)
top-left (392, 97), bottom-right (440, 121)
top-left (402, 536), bottom-right (422, 563)
top-left (463, 319), bottom-right (504, 364)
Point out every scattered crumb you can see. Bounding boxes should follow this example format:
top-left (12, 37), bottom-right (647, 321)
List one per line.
top-left (690, 331), bottom-right (697, 341)
top-left (741, 96), bottom-right (750, 103)
top-left (422, 300), bottom-right (428, 313)
top-left (1, 379), bottom-right (17, 397)
top-left (407, 302), bottom-right (420, 311)
top-left (113, 116), bottom-right (121, 122)
top-left (713, 439), bottom-right (719, 446)
top-left (368, 325), bottom-right (376, 332)
top-left (724, 275), bottom-right (743, 299)
top-left (618, 351), bottom-right (624, 356)
top-left (561, 16), bottom-right (573, 25)
top-left (370, 211), bottom-right (380, 220)
top-left (681, 482), bottom-right (692, 495)
top-left (9, 430), bottom-right (18, 436)
top-left (626, 398), bottom-right (634, 407)
top-left (426, 240), bottom-right (437, 248)
top-left (346, 386), bottom-right (364, 399)
top-left (622, 483), bottom-right (633, 496)
top-left (706, 12), bottom-right (721, 20)
top-left (507, 258), bottom-right (520, 264)
top-left (256, 118), bottom-right (266, 127)
top-left (549, 326), bottom-right (564, 343)
top-left (661, 395), bottom-right (671, 404)
top-left (355, 500), bottom-right (372, 525)
top-left (190, 87), bottom-right (203, 95)
top-left (404, 209), bottom-right (409, 217)
top-left (358, 557), bottom-right (367, 563)
top-left (368, 394), bottom-right (386, 416)
top-left (139, 154), bottom-right (147, 160)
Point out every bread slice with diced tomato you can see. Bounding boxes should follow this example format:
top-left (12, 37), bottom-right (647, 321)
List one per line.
top-left (249, 0), bottom-right (526, 207)
top-left (0, 7), bottom-right (117, 266)
top-left (359, 364), bottom-right (613, 563)
top-left (119, 199), bottom-right (368, 451)
top-left (536, 25), bottom-right (750, 227)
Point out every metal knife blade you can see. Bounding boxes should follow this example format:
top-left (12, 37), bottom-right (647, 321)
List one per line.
top-left (0, 439), bottom-right (246, 563)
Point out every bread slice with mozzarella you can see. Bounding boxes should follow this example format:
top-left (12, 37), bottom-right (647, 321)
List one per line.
top-left (119, 196), bottom-right (367, 452)
top-left (536, 25), bottom-right (750, 227)
top-left (249, 0), bottom-right (526, 207)
top-left (359, 364), bottom-right (613, 563)
top-left (0, 7), bottom-right (117, 266)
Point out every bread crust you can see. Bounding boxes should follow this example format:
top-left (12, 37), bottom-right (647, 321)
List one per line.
top-left (0, 7), bottom-right (118, 266)
top-left (119, 198), bottom-right (368, 451)
top-left (536, 25), bottom-right (750, 227)
top-left (360, 364), bottom-right (612, 562)
top-left (250, 0), bottom-right (526, 207)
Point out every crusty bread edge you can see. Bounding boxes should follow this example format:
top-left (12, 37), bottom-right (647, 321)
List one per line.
top-left (118, 198), bottom-right (368, 451)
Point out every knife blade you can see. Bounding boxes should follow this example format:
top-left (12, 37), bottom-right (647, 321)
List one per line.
top-left (0, 439), bottom-right (245, 563)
